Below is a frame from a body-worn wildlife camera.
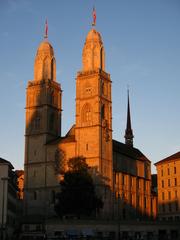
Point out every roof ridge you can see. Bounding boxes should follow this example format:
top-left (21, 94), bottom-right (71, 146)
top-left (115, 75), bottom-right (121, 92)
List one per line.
top-left (155, 151), bottom-right (180, 165)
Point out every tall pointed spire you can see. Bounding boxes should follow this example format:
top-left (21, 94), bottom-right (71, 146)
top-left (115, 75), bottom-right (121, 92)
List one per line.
top-left (124, 89), bottom-right (134, 146)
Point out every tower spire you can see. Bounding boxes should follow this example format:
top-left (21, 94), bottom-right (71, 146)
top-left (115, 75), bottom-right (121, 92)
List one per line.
top-left (124, 88), bottom-right (134, 146)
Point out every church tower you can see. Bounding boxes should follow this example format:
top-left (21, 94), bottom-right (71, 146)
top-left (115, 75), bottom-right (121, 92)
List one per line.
top-left (75, 27), bottom-right (113, 187)
top-left (24, 31), bottom-right (62, 216)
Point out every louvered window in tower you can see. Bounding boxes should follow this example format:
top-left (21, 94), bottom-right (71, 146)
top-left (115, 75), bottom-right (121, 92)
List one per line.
top-left (32, 113), bottom-right (41, 130)
top-left (49, 113), bottom-right (54, 131)
top-left (49, 90), bottom-right (54, 105)
top-left (43, 57), bottom-right (50, 80)
top-left (101, 104), bottom-right (105, 119)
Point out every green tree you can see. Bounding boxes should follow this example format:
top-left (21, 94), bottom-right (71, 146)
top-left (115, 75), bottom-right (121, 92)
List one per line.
top-left (55, 156), bottom-right (103, 218)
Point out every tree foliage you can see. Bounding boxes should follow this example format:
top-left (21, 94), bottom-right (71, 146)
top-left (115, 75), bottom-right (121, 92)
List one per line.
top-left (55, 156), bottom-right (103, 217)
top-left (68, 156), bottom-right (89, 172)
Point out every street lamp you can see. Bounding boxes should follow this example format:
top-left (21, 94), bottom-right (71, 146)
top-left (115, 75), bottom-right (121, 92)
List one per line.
top-left (1, 177), bottom-right (9, 240)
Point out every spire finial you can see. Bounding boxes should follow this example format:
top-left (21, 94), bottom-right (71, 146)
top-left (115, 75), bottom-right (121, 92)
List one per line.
top-left (124, 87), bottom-right (134, 146)
top-left (92, 6), bottom-right (96, 26)
top-left (127, 84), bottom-right (129, 94)
top-left (44, 19), bottom-right (48, 39)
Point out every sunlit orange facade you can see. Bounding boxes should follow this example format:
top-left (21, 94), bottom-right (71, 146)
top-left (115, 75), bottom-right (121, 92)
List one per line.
top-left (155, 152), bottom-right (180, 220)
top-left (23, 26), bottom-right (156, 219)
top-left (113, 142), bottom-right (155, 220)
top-left (16, 170), bottom-right (24, 200)
top-left (24, 27), bottom-right (113, 218)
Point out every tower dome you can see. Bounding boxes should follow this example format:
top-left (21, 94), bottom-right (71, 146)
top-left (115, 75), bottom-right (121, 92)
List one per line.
top-left (82, 28), bottom-right (105, 71)
top-left (86, 28), bottom-right (102, 43)
top-left (34, 40), bottom-right (56, 81)
top-left (37, 41), bottom-right (54, 56)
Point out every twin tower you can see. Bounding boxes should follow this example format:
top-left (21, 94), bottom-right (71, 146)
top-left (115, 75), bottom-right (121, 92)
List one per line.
top-left (24, 27), bottom-right (113, 216)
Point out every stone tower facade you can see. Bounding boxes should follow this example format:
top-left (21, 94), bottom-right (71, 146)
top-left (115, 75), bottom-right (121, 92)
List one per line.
top-left (75, 28), bottom-right (113, 187)
top-left (23, 25), bottom-right (154, 220)
top-left (24, 39), bottom-right (62, 216)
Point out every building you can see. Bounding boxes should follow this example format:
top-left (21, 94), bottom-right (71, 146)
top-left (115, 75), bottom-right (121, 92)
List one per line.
top-left (113, 141), bottom-right (153, 220)
top-left (24, 26), bottom-right (112, 218)
top-left (24, 24), bottom-right (155, 220)
top-left (155, 151), bottom-right (180, 221)
top-left (0, 158), bottom-right (19, 239)
top-left (151, 174), bottom-right (158, 219)
top-left (16, 170), bottom-right (24, 200)
top-left (113, 93), bottom-right (154, 220)
top-left (45, 219), bottom-right (180, 240)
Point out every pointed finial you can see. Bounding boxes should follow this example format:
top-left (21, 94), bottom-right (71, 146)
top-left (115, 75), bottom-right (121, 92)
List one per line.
top-left (127, 84), bottom-right (130, 95)
top-left (44, 19), bottom-right (48, 39)
top-left (92, 6), bottom-right (96, 26)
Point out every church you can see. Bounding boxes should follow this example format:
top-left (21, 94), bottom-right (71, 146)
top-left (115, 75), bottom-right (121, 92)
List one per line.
top-left (24, 21), bottom-right (156, 220)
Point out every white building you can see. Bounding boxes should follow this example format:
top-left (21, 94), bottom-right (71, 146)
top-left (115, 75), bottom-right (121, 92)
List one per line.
top-left (0, 157), bottom-right (19, 239)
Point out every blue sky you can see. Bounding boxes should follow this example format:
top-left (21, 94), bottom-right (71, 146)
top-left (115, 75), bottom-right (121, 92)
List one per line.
top-left (0, 0), bottom-right (179, 173)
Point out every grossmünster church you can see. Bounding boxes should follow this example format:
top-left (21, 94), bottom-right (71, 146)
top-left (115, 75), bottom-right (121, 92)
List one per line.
top-left (24, 19), bottom-right (156, 220)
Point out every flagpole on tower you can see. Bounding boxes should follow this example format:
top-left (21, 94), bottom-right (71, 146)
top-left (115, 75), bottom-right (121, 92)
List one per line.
top-left (44, 19), bottom-right (48, 39)
top-left (92, 7), bottom-right (96, 27)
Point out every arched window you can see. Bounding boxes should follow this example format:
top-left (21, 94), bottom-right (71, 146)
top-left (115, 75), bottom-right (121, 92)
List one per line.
top-left (101, 81), bottom-right (104, 95)
top-left (101, 104), bottom-right (105, 119)
top-left (49, 90), bottom-right (54, 105)
top-left (32, 112), bottom-right (41, 130)
top-left (82, 103), bottom-right (92, 124)
top-left (34, 115), bottom-right (40, 129)
top-left (100, 47), bottom-right (105, 70)
top-left (49, 113), bottom-right (54, 131)
top-left (51, 58), bottom-right (54, 80)
top-left (34, 91), bottom-right (41, 106)
top-left (43, 57), bottom-right (50, 80)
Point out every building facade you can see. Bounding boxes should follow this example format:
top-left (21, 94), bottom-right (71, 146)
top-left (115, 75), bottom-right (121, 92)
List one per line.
top-left (155, 152), bottom-right (180, 220)
top-left (16, 170), bottom-right (24, 200)
top-left (0, 158), bottom-right (19, 239)
top-left (24, 27), bottom-right (113, 218)
top-left (113, 93), bottom-right (153, 220)
top-left (113, 141), bottom-right (153, 220)
top-left (24, 25), bottom-right (155, 220)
